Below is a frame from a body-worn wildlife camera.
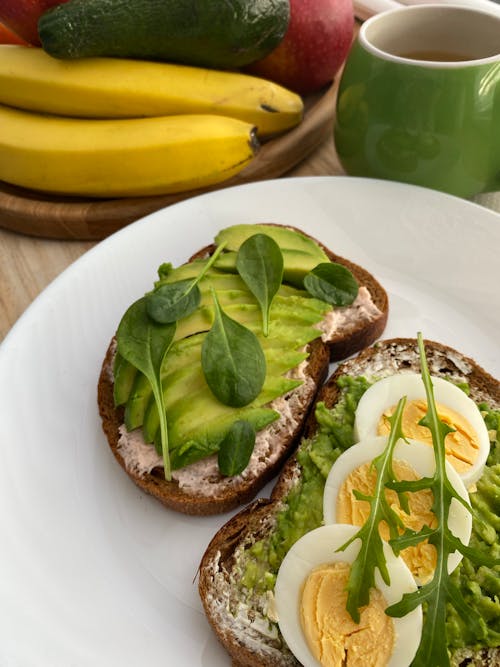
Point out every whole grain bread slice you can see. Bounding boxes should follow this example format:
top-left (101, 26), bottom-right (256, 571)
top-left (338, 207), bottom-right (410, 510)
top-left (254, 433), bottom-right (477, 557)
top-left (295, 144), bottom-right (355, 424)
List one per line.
top-left (97, 224), bottom-right (388, 516)
top-left (198, 338), bottom-right (500, 667)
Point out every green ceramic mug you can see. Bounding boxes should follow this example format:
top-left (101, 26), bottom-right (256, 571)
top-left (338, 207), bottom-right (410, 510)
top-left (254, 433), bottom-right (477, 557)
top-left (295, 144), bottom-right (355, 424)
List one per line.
top-left (334, 4), bottom-right (500, 198)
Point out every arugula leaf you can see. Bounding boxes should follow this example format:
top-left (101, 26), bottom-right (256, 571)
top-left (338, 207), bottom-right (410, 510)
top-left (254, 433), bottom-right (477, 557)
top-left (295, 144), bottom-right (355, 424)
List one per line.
top-left (201, 289), bottom-right (266, 408)
top-left (147, 242), bottom-right (226, 323)
top-left (336, 332), bottom-right (499, 664)
top-left (303, 262), bottom-right (358, 306)
top-left (236, 233), bottom-right (284, 336)
top-left (218, 420), bottom-right (256, 476)
top-left (116, 297), bottom-right (176, 480)
top-left (384, 333), bottom-right (500, 667)
top-left (336, 397), bottom-right (408, 623)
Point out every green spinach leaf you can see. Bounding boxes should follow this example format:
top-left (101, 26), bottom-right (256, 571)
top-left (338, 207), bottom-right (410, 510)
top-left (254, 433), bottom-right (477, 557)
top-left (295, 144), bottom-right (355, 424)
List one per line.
top-left (304, 262), bottom-right (358, 306)
top-left (116, 297), bottom-right (176, 480)
top-left (146, 242), bottom-right (226, 323)
top-left (218, 420), bottom-right (256, 476)
top-left (236, 233), bottom-right (284, 336)
top-left (147, 279), bottom-right (201, 324)
top-left (201, 289), bottom-right (266, 408)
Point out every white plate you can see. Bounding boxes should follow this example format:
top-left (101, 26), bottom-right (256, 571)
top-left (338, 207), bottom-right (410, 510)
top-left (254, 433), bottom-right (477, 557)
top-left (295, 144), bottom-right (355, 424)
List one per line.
top-left (1, 176), bottom-right (499, 667)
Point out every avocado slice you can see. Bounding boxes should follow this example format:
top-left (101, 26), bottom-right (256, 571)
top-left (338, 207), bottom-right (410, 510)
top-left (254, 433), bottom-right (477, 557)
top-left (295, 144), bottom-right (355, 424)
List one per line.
top-left (124, 372), bottom-right (152, 431)
top-left (113, 352), bottom-right (137, 407)
top-left (169, 406), bottom-right (280, 470)
top-left (215, 224), bottom-right (329, 261)
top-left (142, 341), bottom-right (307, 445)
top-left (158, 226), bottom-right (330, 291)
top-left (115, 291), bottom-right (329, 435)
top-left (215, 249), bottom-right (331, 288)
top-left (113, 224), bottom-right (338, 473)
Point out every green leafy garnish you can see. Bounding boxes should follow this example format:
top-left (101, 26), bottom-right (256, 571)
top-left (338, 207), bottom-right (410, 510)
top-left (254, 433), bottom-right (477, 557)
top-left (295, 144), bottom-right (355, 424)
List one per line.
top-left (116, 297), bottom-right (176, 480)
top-left (146, 243), bottom-right (226, 323)
top-left (201, 289), bottom-right (266, 408)
top-left (304, 262), bottom-right (358, 306)
top-left (236, 233), bottom-right (284, 336)
top-left (336, 396), bottom-right (409, 623)
top-left (384, 334), bottom-right (499, 667)
top-left (218, 420), bottom-right (256, 476)
top-left (339, 332), bottom-right (499, 666)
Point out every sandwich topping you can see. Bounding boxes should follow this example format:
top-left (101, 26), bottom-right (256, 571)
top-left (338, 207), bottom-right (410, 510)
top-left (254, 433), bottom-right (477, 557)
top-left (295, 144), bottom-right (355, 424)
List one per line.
top-left (377, 400), bottom-right (479, 473)
top-left (228, 343), bottom-right (500, 666)
top-left (273, 521), bottom-right (421, 667)
top-left (110, 223), bottom-right (382, 487)
top-left (300, 561), bottom-right (395, 667)
top-left (335, 457), bottom-right (438, 583)
top-left (116, 357), bottom-right (314, 493)
top-left (354, 373), bottom-right (490, 488)
top-left (317, 286), bottom-right (382, 340)
top-left (114, 288), bottom-right (382, 491)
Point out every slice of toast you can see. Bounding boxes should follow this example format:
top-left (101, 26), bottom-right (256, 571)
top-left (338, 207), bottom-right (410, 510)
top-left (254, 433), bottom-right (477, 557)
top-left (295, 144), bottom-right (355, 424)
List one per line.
top-left (198, 338), bottom-right (500, 666)
top-left (97, 224), bottom-right (388, 515)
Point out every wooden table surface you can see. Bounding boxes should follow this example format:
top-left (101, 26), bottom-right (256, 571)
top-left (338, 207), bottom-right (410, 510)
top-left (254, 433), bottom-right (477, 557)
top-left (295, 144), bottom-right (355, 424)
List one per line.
top-left (0, 135), bottom-right (344, 342)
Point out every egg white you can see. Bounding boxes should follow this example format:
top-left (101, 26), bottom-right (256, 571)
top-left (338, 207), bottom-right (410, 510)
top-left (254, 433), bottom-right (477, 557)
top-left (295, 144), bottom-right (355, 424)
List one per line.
top-left (353, 373), bottom-right (490, 488)
top-left (274, 523), bottom-right (422, 667)
top-left (323, 437), bottom-right (472, 579)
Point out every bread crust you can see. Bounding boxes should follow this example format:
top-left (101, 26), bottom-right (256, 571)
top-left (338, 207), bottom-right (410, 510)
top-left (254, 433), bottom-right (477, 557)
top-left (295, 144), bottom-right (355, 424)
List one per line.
top-left (198, 337), bottom-right (500, 666)
top-left (97, 224), bottom-right (389, 515)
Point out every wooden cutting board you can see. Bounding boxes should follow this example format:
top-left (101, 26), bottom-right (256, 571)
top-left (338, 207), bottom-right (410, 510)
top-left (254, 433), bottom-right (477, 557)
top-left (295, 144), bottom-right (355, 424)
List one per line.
top-left (0, 82), bottom-right (338, 241)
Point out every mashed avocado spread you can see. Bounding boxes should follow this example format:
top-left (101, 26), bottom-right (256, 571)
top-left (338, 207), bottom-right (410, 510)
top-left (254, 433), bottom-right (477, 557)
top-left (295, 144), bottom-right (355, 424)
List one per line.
top-left (238, 376), bottom-right (500, 652)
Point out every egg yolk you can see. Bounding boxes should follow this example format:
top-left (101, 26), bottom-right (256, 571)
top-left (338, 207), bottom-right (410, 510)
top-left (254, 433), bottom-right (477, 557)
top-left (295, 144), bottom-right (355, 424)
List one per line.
top-left (377, 400), bottom-right (479, 474)
top-left (300, 561), bottom-right (394, 667)
top-left (336, 460), bottom-right (437, 582)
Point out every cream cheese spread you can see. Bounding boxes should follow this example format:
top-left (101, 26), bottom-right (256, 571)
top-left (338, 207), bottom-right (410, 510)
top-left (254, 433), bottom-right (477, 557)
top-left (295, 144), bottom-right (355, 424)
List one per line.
top-left (317, 286), bottom-right (382, 342)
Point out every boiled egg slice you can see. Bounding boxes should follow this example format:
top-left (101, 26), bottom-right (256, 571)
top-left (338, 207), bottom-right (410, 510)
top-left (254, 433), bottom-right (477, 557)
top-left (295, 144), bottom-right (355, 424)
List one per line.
top-left (323, 437), bottom-right (472, 583)
top-left (274, 523), bottom-right (422, 667)
top-left (353, 373), bottom-right (490, 488)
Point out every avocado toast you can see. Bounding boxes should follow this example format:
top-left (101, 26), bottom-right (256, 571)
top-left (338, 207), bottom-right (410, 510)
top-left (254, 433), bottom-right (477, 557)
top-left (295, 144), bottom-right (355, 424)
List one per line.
top-left (198, 337), bottom-right (500, 666)
top-left (97, 223), bottom-right (388, 515)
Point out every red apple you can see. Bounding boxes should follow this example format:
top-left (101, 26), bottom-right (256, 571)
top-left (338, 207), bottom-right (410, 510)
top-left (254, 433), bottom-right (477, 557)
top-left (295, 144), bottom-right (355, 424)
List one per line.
top-left (0, 21), bottom-right (30, 45)
top-left (0, 0), bottom-right (68, 46)
top-left (245, 0), bottom-right (355, 95)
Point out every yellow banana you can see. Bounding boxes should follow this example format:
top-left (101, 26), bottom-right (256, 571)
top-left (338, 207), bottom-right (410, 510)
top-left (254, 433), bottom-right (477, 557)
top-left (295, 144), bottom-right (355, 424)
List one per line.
top-left (0, 46), bottom-right (303, 138)
top-left (0, 104), bottom-right (258, 197)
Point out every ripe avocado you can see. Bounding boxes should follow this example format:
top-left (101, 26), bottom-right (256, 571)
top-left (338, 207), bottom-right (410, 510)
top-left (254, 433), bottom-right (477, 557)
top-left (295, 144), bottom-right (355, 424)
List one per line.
top-left (215, 249), bottom-right (329, 288)
top-left (124, 372), bottom-right (152, 431)
top-left (39, 0), bottom-right (290, 67)
top-left (113, 352), bottom-right (136, 407)
top-left (215, 224), bottom-right (329, 261)
top-left (113, 223), bottom-right (337, 470)
top-left (141, 330), bottom-right (308, 445)
top-left (115, 292), bottom-right (326, 461)
top-left (169, 407), bottom-right (280, 470)
top-left (115, 289), bottom-right (325, 434)
top-left (162, 247), bottom-right (329, 291)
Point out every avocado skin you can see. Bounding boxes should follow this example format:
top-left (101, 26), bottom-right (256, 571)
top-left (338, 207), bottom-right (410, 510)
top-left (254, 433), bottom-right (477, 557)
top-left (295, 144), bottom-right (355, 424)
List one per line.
top-left (39, 0), bottom-right (290, 67)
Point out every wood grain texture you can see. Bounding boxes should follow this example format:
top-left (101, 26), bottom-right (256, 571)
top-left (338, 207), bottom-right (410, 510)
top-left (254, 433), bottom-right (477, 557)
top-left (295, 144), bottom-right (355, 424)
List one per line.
top-left (0, 82), bottom-right (338, 242)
